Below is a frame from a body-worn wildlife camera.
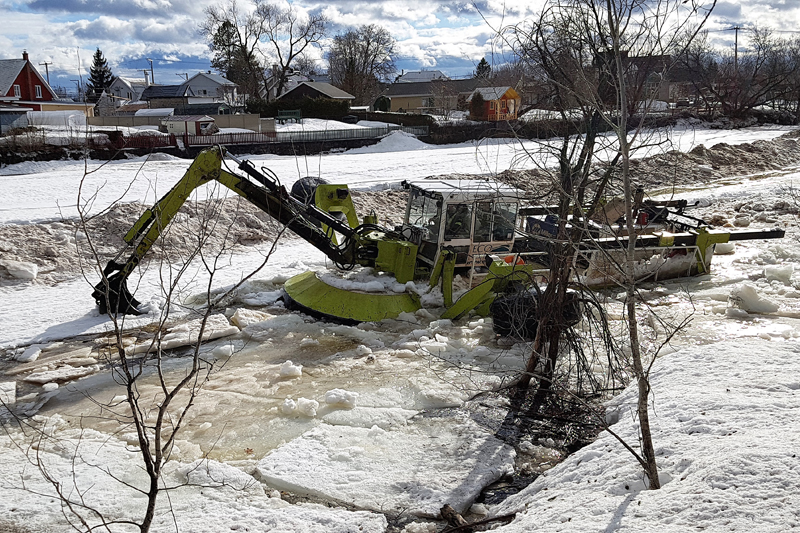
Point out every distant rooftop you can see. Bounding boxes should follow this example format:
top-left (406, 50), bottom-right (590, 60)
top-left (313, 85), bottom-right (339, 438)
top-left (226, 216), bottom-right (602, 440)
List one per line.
top-left (396, 70), bottom-right (449, 83)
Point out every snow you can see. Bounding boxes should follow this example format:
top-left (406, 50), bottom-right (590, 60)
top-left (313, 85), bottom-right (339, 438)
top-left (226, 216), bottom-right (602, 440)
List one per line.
top-left (255, 420), bottom-right (516, 517)
top-left (489, 338), bottom-right (800, 532)
top-left (0, 258), bottom-right (38, 279)
top-left (0, 124), bottom-right (793, 225)
top-left (280, 360), bottom-right (304, 378)
top-left (1, 123), bottom-right (800, 531)
top-left (324, 388), bottom-right (359, 408)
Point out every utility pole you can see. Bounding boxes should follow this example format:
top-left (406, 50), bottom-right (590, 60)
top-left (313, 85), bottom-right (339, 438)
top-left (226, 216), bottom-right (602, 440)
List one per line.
top-left (71, 79), bottom-right (82, 101)
top-left (147, 58), bottom-right (155, 84)
top-left (731, 25), bottom-right (742, 74)
top-left (176, 73), bottom-right (189, 81)
top-left (39, 61), bottom-right (52, 84)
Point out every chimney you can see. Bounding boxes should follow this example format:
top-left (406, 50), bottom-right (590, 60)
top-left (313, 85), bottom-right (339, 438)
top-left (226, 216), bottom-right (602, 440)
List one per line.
top-left (143, 70), bottom-right (150, 86)
top-left (22, 50), bottom-right (28, 61)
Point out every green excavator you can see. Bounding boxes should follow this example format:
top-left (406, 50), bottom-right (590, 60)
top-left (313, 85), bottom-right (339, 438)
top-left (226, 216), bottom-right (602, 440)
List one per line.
top-left (92, 145), bottom-right (784, 337)
top-left (91, 146), bottom-right (546, 331)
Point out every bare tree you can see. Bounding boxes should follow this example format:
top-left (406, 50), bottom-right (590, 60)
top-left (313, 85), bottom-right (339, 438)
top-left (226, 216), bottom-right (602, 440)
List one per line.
top-left (678, 26), bottom-right (797, 117)
top-left (3, 151), bottom-right (284, 531)
top-left (257, 1), bottom-right (327, 99)
top-left (497, 0), bottom-right (715, 490)
top-left (200, 1), bottom-right (269, 101)
top-left (201, 0), bottom-right (327, 102)
top-left (428, 79), bottom-right (458, 119)
top-left (327, 24), bottom-right (396, 106)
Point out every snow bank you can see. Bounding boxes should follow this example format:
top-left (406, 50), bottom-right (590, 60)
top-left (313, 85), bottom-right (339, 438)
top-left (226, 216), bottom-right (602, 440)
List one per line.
top-left (348, 131), bottom-right (431, 154)
top-left (256, 419), bottom-right (515, 517)
top-left (491, 338), bottom-right (800, 532)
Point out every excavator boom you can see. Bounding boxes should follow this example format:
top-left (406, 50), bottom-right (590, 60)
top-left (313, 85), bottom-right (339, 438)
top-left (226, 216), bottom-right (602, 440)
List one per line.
top-left (93, 146), bottom-right (390, 316)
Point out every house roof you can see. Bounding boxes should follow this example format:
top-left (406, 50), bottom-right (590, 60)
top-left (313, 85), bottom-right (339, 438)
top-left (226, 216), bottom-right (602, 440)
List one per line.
top-left (135, 108), bottom-right (174, 117)
top-left (117, 102), bottom-right (149, 113)
top-left (469, 86), bottom-right (518, 101)
top-left (164, 115), bottom-right (215, 122)
top-left (0, 57), bottom-right (56, 99)
top-left (280, 82), bottom-right (355, 100)
top-left (0, 59), bottom-right (26, 96)
top-left (188, 72), bottom-right (236, 87)
top-left (396, 70), bottom-right (448, 83)
top-left (115, 76), bottom-right (149, 88)
top-left (0, 104), bottom-right (29, 113)
top-left (384, 79), bottom-right (481, 98)
top-left (141, 84), bottom-right (193, 99)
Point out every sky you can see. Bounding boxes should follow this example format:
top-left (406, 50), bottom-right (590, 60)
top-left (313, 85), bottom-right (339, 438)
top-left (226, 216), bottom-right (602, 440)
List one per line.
top-left (1, 0), bottom-right (799, 96)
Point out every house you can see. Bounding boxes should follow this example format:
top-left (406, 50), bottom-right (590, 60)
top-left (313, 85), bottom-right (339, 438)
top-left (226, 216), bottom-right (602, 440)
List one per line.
top-left (468, 87), bottom-right (520, 121)
top-left (265, 68), bottom-right (311, 100)
top-left (141, 74), bottom-right (242, 113)
top-left (395, 70), bottom-right (449, 83)
top-left (162, 115), bottom-right (217, 135)
top-left (0, 51), bottom-right (94, 116)
top-left (140, 84), bottom-right (195, 110)
top-left (0, 51), bottom-right (57, 105)
top-left (384, 79), bottom-right (481, 114)
top-left (108, 76), bottom-right (150, 103)
top-left (183, 72), bottom-right (240, 106)
top-left (279, 82), bottom-right (355, 103)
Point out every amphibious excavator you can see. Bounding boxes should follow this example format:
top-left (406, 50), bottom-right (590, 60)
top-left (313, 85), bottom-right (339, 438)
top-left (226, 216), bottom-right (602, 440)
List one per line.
top-left (92, 145), bottom-right (785, 335)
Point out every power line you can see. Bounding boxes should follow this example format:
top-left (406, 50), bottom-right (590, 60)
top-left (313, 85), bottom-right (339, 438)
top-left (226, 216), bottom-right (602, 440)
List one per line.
top-left (38, 61), bottom-right (52, 84)
top-left (143, 57), bottom-right (212, 65)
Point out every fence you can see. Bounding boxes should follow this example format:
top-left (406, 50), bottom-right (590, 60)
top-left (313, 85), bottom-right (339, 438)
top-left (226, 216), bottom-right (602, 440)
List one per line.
top-left (89, 114), bottom-right (262, 131)
top-left (119, 133), bottom-right (177, 149)
top-left (181, 125), bottom-right (428, 147)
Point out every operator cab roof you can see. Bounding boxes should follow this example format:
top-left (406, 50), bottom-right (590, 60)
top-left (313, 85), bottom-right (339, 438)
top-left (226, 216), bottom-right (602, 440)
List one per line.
top-left (403, 179), bottom-right (524, 203)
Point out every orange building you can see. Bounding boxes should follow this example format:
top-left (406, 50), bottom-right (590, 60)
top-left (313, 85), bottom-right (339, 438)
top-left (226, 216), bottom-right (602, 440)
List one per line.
top-left (468, 87), bottom-right (521, 121)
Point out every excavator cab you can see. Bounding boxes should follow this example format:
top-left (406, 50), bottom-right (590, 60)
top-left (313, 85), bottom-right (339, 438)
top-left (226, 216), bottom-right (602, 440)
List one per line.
top-left (400, 180), bottom-right (524, 270)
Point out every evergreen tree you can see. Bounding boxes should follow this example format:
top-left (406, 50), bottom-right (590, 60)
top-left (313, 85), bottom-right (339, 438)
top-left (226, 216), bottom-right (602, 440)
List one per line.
top-left (474, 57), bottom-right (492, 80)
top-left (87, 48), bottom-right (114, 103)
top-left (470, 91), bottom-right (486, 119)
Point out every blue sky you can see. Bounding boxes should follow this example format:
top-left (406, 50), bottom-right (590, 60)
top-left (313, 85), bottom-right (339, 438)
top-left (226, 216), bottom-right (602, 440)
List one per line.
top-left (0, 0), bottom-right (797, 95)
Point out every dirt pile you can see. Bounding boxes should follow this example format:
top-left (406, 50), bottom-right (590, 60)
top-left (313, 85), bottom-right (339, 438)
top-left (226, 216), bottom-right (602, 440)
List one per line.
top-left (493, 132), bottom-right (800, 199)
top-left (0, 197), bottom-right (286, 286)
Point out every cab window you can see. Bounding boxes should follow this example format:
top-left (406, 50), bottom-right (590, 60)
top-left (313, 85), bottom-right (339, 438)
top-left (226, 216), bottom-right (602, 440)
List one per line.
top-left (444, 203), bottom-right (472, 240)
top-left (492, 202), bottom-right (518, 241)
top-left (407, 190), bottom-right (442, 239)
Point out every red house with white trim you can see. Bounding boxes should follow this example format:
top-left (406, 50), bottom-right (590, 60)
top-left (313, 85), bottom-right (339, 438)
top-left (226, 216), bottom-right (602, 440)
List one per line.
top-left (0, 51), bottom-right (57, 107)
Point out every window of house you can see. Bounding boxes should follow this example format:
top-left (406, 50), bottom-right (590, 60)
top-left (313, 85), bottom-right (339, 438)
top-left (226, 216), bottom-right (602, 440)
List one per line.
top-left (35, 85), bottom-right (42, 98)
top-left (489, 101), bottom-right (495, 110)
top-left (13, 85), bottom-right (20, 97)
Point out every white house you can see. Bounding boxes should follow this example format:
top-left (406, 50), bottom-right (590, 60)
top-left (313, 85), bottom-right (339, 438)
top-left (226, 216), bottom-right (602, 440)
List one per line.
top-left (184, 72), bottom-right (240, 106)
top-left (108, 76), bottom-right (150, 103)
top-left (395, 70), bottom-right (449, 83)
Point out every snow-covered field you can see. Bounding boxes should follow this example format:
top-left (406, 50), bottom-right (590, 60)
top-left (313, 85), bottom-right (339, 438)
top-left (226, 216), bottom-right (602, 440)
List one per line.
top-left (1, 123), bottom-right (800, 532)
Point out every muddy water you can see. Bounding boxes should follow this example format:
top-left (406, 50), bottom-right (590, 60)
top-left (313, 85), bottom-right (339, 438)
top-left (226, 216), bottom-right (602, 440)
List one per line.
top-left (34, 313), bottom-right (510, 463)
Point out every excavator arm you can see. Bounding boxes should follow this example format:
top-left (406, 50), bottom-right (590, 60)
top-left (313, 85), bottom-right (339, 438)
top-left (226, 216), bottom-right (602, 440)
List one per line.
top-left (93, 146), bottom-right (388, 316)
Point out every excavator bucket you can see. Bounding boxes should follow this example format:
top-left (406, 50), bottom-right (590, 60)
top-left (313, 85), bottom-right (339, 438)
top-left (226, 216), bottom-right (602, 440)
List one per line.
top-left (283, 271), bottom-right (421, 323)
top-left (92, 262), bottom-right (143, 316)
